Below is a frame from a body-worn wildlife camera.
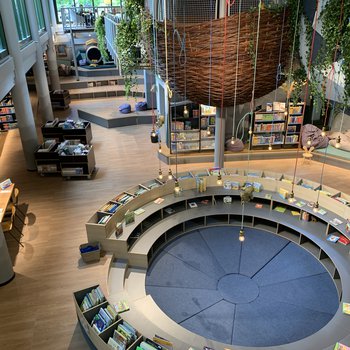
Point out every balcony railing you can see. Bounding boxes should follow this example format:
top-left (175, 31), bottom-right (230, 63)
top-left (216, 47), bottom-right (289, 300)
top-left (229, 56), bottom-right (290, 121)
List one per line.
top-left (61, 6), bottom-right (122, 32)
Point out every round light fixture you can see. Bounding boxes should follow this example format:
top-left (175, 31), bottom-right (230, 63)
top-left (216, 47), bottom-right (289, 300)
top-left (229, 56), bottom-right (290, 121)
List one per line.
top-left (183, 106), bottom-right (189, 118)
top-left (231, 136), bottom-right (235, 145)
top-left (217, 173), bottom-right (223, 186)
top-left (335, 136), bottom-right (341, 149)
top-left (168, 168), bottom-right (173, 180)
top-left (239, 229), bottom-right (245, 242)
top-left (313, 201), bottom-right (319, 213)
top-left (174, 180), bottom-right (181, 194)
top-left (321, 127), bottom-right (326, 137)
top-left (158, 169), bottom-right (163, 180)
top-left (307, 137), bottom-right (312, 146)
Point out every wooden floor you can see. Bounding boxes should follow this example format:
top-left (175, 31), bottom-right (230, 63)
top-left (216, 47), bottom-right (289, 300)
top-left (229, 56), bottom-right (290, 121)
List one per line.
top-left (0, 99), bottom-right (350, 350)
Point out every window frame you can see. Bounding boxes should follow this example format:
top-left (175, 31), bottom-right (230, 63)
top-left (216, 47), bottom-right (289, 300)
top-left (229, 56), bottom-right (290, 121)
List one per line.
top-left (12, 0), bottom-right (32, 47)
top-left (34, 0), bottom-right (46, 35)
top-left (0, 16), bottom-right (9, 61)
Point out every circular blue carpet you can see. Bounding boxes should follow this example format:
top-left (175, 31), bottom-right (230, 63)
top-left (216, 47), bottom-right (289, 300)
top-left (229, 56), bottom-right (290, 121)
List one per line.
top-left (145, 226), bottom-right (339, 347)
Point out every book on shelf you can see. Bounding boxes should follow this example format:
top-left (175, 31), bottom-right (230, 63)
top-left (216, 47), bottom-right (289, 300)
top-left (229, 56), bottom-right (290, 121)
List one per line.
top-left (115, 193), bottom-right (134, 205)
top-left (334, 343), bottom-right (350, 350)
top-left (142, 339), bottom-right (163, 350)
top-left (295, 201), bottom-right (306, 208)
top-left (164, 207), bottom-right (175, 215)
top-left (134, 208), bottom-right (145, 215)
top-left (154, 197), bottom-right (164, 204)
top-left (100, 203), bottom-right (119, 214)
top-left (343, 302), bottom-right (350, 315)
top-left (115, 300), bottom-right (130, 313)
top-left (317, 208), bottom-right (327, 215)
top-left (266, 102), bottom-right (273, 111)
top-left (273, 101), bottom-right (286, 111)
top-left (291, 210), bottom-right (300, 216)
top-left (327, 235), bottom-right (339, 243)
top-left (153, 335), bottom-right (173, 350)
top-left (339, 235), bottom-right (350, 245)
top-left (80, 286), bottom-right (105, 311)
top-left (255, 203), bottom-right (263, 209)
top-left (0, 178), bottom-right (12, 190)
top-left (274, 206), bottom-right (286, 213)
top-left (330, 218), bottom-right (343, 226)
top-left (253, 182), bottom-right (263, 192)
top-left (98, 215), bottom-right (111, 224)
top-left (278, 188), bottom-right (289, 199)
top-left (289, 105), bottom-right (303, 114)
top-left (264, 194), bottom-right (272, 200)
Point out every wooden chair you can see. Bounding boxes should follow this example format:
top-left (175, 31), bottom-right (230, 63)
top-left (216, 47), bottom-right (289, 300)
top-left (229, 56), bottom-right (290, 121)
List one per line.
top-left (1, 206), bottom-right (23, 247)
top-left (5, 188), bottom-right (26, 224)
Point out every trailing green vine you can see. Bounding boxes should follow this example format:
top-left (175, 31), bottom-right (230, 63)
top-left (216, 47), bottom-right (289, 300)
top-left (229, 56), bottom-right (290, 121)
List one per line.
top-left (94, 15), bottom-right (109, 61)
top-left (115, 0), bottom-right (152, 96)
top-left (321, 0), bottom-right (350, 103)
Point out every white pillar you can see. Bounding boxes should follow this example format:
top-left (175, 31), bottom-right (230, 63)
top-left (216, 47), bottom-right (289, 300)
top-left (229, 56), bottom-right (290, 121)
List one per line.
top-left (0, 1), bottom-right (39, 170)
top-left (0, 227), bottom-right (15, 286)
top-left (47, 0), bottom-right (58, 32)
top-left (214, 107), bottom-right (226, 168)
top-left (25, 0), bottom-right (54, 122)
top-left (42, 0), bottom-right (61, 91)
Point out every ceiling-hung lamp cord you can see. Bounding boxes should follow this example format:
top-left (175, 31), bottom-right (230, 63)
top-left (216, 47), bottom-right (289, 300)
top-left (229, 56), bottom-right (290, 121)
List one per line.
top-left (291, 0), bottom-right (320, 195)
top-left (218, 0), bottom-right (234, 173)
top-left (247, 0), bottom-right (262, 177)
top-left (173, 0), bottom-right (179, 180)
top-left (270, 6), bottom-right (286, 149)
top-left (231, 0), bottom-right (242, 143)
top-left (323, 0), bottom-right (344, 131)
top-left (208, 0), bottom-right (214, 106)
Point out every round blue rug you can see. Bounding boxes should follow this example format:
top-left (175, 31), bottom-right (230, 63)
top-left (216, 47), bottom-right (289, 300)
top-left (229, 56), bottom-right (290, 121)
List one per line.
top-left (145, 226), bottom-right (339, 347)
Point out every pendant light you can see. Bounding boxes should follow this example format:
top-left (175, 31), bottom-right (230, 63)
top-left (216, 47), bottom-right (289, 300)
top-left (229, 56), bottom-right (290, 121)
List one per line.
top-left (268, 142), bottom-right (272, 151)
top-left (230, 136), bottom-right (235, 144)
top-left (168, 168), bottom-right (173, 180)
top-left (183, 105), bottom-right (189, 118)
top-left (288, 190), bottom-right (295, 203)
top-left (321, 126), bottom-right (327, 137)
top-left (217, 172), bottom-right (223, 186)
top-left (239, 228), bottom-right (245, 242)
top-left (158, 169), bottom-right (163, 180)
top-left (174, 179), bottom-right (181, 195)
top-left (307, 137), bottom-right (312, 146)
top-left (313, 201), bottom-right (319, 213)
top-left (207, 127), bottom-right (211, 136)
top-left (158, 142), bottom-right (162, 153)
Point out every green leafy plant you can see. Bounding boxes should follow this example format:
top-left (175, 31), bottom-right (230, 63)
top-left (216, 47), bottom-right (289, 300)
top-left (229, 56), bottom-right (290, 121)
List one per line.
top-left (115, 0), bottom-right (152, 96)
top-left (94, 15), bottom-right (109, 62)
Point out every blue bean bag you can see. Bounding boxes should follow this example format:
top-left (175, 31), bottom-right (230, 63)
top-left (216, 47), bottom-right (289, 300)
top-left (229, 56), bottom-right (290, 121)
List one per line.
top-left (135, 101), bottom-right (148, 111)
top-left (119, 103), bottom-right (131, 114)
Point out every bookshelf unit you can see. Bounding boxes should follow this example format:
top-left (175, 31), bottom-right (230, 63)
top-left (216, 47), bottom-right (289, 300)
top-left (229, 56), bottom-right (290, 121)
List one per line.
top-left (81, 169), bottom-right (350, 350)
top-left (0, 94), bottom-right (17, 132)
top-left (170, 101), bottom-right (200, 154)
top-left (285, 102), bottom-right (305, 146)
top-left (250, 109), bottom-right (286, 149)
top-left (200, 104), bottom-right (216, 151)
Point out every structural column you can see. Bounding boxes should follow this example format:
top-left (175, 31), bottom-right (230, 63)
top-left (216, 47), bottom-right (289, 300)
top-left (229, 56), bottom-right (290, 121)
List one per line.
top-left (25, 0), bottom-right (54, 122)
top-left (48, 0), bottom-right (58, 32)
top-left (214, 107), bottom-right (226, 168)
top-left (0, 226), bottom-right (15, 286)
top-left (42, 0), bottom-right (61, 91)
top-left (0, 1), bottom-right (39, 170)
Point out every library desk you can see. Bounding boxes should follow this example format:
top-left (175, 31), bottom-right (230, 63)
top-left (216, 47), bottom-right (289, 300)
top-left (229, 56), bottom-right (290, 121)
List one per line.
top-left (0, 183), bottom-right (15, 286)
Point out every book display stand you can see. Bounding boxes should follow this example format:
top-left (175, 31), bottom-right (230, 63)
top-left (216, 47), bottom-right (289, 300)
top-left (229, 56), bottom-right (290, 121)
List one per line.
top-left (79, 169), bottom-right (350, 350)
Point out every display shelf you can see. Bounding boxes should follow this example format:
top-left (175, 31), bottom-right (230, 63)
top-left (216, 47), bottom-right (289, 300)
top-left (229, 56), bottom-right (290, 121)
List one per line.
top-left (284, 102), bottom-right (304, 147)
top-left (42, 119), bottom-right (92, 144)
top-left (0, 95), bottom-right (17, 131)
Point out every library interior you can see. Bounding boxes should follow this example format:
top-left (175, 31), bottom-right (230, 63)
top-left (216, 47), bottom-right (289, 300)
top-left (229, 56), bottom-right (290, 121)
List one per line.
top-left (0, 1), bottom-right (350, 350)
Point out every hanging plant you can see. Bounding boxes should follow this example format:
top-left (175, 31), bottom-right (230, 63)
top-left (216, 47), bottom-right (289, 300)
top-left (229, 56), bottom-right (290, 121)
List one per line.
top-left (321, 0), bottom-right (350, 103)
top-left (94, 15), bottom-right (109, 62)
top-left (115, 0), bottom-right (152, 96)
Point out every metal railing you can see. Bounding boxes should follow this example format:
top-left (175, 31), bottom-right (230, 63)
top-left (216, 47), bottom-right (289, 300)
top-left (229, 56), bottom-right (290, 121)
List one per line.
top-left (60, 6), bottom-right (122, 31)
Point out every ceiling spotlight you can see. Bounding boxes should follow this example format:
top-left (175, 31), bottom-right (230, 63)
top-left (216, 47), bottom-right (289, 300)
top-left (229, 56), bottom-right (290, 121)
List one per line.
top-left (183, 106), bottom-right (189, 118)
top-left (335, 136), bottom-right (341, 149)
top-left (313, 201), bottom-right (319, 213)
top-left (174, 180), bottom-right (181, 194)
top-left (307, 137), bottom-right (312, 146)
top-left (239, 228), bottom-right (245, 242)
top-left (321, 127), bottom-right (326, 137)
top-left (158, 169), bottom-right (163, 180)
top-left (217, 173), bottom-right (223, 186)
top-left (231, 136), bottom-right (235, 145)
top-left (168, 168), bottom-right (173, 180)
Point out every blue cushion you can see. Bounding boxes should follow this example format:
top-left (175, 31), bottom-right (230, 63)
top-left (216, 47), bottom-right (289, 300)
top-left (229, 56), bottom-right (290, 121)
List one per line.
top-left (135, 101), bottom-right (148, 111)
top-left (119, 103), bottom-right (131, 114)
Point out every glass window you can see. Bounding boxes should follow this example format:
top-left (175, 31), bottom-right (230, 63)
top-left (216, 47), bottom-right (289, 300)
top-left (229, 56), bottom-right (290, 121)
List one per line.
top-left (12, 0), bottom-right (32, 47)
top-left (0, 16), bottom-right (8, 60)
top-left (34, 0), bottom-right (46, 34)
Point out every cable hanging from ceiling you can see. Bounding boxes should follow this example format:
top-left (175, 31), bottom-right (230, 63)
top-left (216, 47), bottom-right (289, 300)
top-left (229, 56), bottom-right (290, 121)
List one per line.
top-left (290, 0), bottom-right (320, 201)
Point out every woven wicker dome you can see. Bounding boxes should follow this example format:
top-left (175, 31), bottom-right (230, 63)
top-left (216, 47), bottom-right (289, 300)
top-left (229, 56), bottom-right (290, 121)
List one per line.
top-left (156, 8), bottom-right (291, 107)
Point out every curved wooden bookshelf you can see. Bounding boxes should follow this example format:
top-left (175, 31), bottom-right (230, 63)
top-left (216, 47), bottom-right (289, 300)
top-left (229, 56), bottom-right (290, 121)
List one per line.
top-left (78, 168), bottom-right (350, 350)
